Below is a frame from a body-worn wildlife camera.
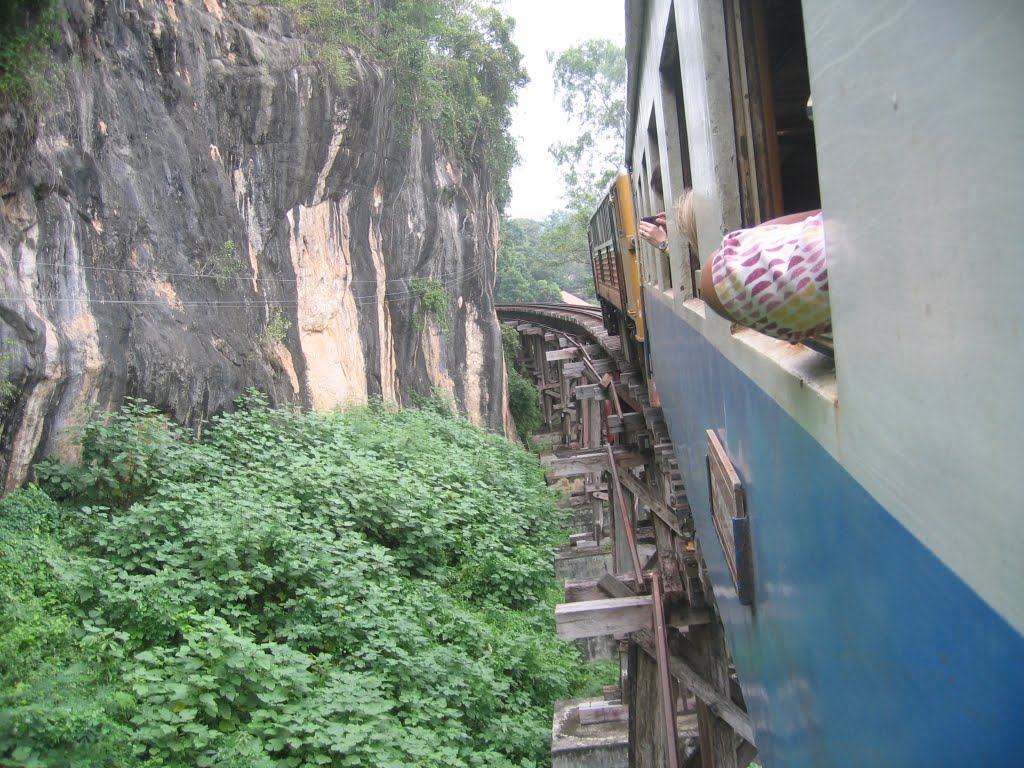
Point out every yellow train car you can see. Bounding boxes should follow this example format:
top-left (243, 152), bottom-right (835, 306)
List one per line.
top-left (588, 173), bottom-right (644, 351)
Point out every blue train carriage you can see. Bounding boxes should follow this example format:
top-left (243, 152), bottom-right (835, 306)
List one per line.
top-left (624, 0), bottom-right (1024, 765)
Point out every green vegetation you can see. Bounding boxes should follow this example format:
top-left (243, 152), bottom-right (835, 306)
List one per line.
top-left (262, 309), bottom-right (292, 345)
top-left (496, 217), bottom-right (596, 304)
top-left (542, 39), bottom-right (626, 265)
top-left (2, 393), bottom-right (591, 766)
top-left (0, 0), bottom-right (59, 104)
top-left (412, 278), bottom-right (450, 333)
top-left (0, 342), bottom-right (17, 407)
top-left (501, 325), bottom-right (543, 445)
top-left (0, 0), bottom-right (60, 187)
top-left (204, 240), bottom-right (245, 290)
top-left (274, 0), bottom-right (527, 210)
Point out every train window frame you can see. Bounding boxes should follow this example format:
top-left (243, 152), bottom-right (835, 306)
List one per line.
top-left (722, 0), bottom-right (820, 224)
top-left (658, 5), bottom-right (699, 301)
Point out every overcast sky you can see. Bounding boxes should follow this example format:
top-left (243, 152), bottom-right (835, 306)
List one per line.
top-left (500, 0), bottom-right (626, 221)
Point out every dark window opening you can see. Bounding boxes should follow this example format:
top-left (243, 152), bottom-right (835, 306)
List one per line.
top-left (724, 0), bottom-right (820, 224)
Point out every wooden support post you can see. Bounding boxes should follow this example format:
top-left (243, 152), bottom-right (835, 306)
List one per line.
top-left (652, 516), bottom-right (685, 595)
top-left (634, 631), bottom-right (755, 746)
top-left (619, 469), bottom-right (683, 536)
top-left (606, 443), bottom-right (645, 590)
top-left (555, 596), bottom-right (653, 640)
top-left (652, 574), bottom-right (680, 768)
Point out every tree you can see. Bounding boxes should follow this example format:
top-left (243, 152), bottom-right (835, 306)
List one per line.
top-left (543, 39), bottom-right (627, 264)
top-left (547, 39), bottom-right (626, 204)
top-left (495, 217), bottom-right (595, 304)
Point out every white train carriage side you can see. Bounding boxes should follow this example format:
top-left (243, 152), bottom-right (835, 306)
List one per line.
top-left (623, 1), bottom-right (1024, 765)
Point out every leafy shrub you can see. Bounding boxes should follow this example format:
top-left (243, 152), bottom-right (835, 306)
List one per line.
top-left (0, 0), bottom-right (59, 189)
top-left (501, 325), bottom-right (543, 444)
top-left (412, 278), bottom-right (450, 333)
top-left (262, 308), bottom-right (292, 345)
top-left (7, 393), bottom-right (583, 766)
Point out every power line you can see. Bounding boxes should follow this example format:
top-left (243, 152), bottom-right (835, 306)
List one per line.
top-left (0, 263), bottom-right (488, 309)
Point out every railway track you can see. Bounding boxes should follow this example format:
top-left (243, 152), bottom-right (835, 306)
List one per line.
top-left (497, 302), bottom-right (754, 768)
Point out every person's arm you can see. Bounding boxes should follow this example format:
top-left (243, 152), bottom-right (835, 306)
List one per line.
top-left (637, 213), bottom-right (669, 250)
top-left (699, 249), bottom-right (734, 321)
top-left (759, 209), bottom-right (821, 227)
top-left (699, 210), bottom-right (822, 323)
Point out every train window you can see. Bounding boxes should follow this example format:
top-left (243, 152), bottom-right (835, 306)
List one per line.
top-left (644, 120), bottom-right (673, 294)
top-left (658, 11), bottom-right (700, 298)
top-left (723, 0), bottom-right (820, 224)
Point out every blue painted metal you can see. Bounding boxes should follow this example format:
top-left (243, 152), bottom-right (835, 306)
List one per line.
top-left (646, 292), bottom-right (1024, 767)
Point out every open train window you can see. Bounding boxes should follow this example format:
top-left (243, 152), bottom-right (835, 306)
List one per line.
top-left (723, 0), bottom-right (820, 224)
top-left (658, 10), bottom-right (699, 297)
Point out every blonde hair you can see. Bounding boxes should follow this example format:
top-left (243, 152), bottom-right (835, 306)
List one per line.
top-left (674, 189), bottom-right (697, 252)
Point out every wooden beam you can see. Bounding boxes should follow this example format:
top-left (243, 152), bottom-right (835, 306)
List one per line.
top-left (635, 631), bottom-right (755, 746)
top-left (598, 573), bottom-right (638, 599)
top-left (546, 449), bottom-right (646, 479)
top-left (618, 470), bottom-right (683, 536)
top-left (562, 361), bottom-right (586, 377)
top-left (555, 596), bottom-right (653, 640)
top-left (607, 412), bottom-right (646, 430)
top-left (546, 347), bottom-right (579, 362)
top-left (575, 383), bottom-right (606, 400)
top-left (653, 516), bottom-right (685, 595)
top-left (565, 574), bottom-right (642, 602)
top-left (667, 606), bottom-right (712, 629)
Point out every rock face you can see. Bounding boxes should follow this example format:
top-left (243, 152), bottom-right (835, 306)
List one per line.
top-left (0, 0), bottom-right (515, 489)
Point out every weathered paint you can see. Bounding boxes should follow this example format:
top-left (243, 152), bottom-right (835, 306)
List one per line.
top-left (647, 291), bottom-right (1024, 767)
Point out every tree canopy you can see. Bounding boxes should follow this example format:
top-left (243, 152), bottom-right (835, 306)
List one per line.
top-left (276, 0), bottom-right (528, 210)
top-left (496, 217), bottom-right (595, 304)
top-left (541, 39), bottom-right (627, 265)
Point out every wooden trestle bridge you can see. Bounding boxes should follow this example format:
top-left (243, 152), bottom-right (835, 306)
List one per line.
top-left (497, 303), bottom-right (758, 768)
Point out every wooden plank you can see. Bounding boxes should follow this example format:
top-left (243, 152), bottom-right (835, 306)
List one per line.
top-left (598, 573), bottom-right (637, 598)
top-left (667, 606), bottom-right (712, 629)
top-left (562, 361), bottom-right (586, 377)
top-left (635, 630), bottom-right (755, 745)
top-left (619, 470), bottom-right (682, 536)
top-left (608, 412), bottom-right (646, 430)
top-left (588, 358), bottom-right (617, 373)
top-left (546, 347), bottom-right (579, 362)
top-left (653, 516), bottom-right (685, 595)
top-left (555, 596), bottom-right (653, 640)
top-left (575, 383), bottom-right (606, 400)
top-left (564, 574), bottom-right (642, 602)
top-left (546, 449), bottom-right (646, 479)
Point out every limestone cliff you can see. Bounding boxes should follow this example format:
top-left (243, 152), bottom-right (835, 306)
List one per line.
top-left (0, 0), bottom-right (517, 488)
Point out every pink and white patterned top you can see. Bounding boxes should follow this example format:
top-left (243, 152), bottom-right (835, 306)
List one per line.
top-left (709, 212), bottom-right (829, 341)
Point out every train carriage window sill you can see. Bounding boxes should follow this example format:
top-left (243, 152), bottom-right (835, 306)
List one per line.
top-left (680, 297), bottom-right (837, 407)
